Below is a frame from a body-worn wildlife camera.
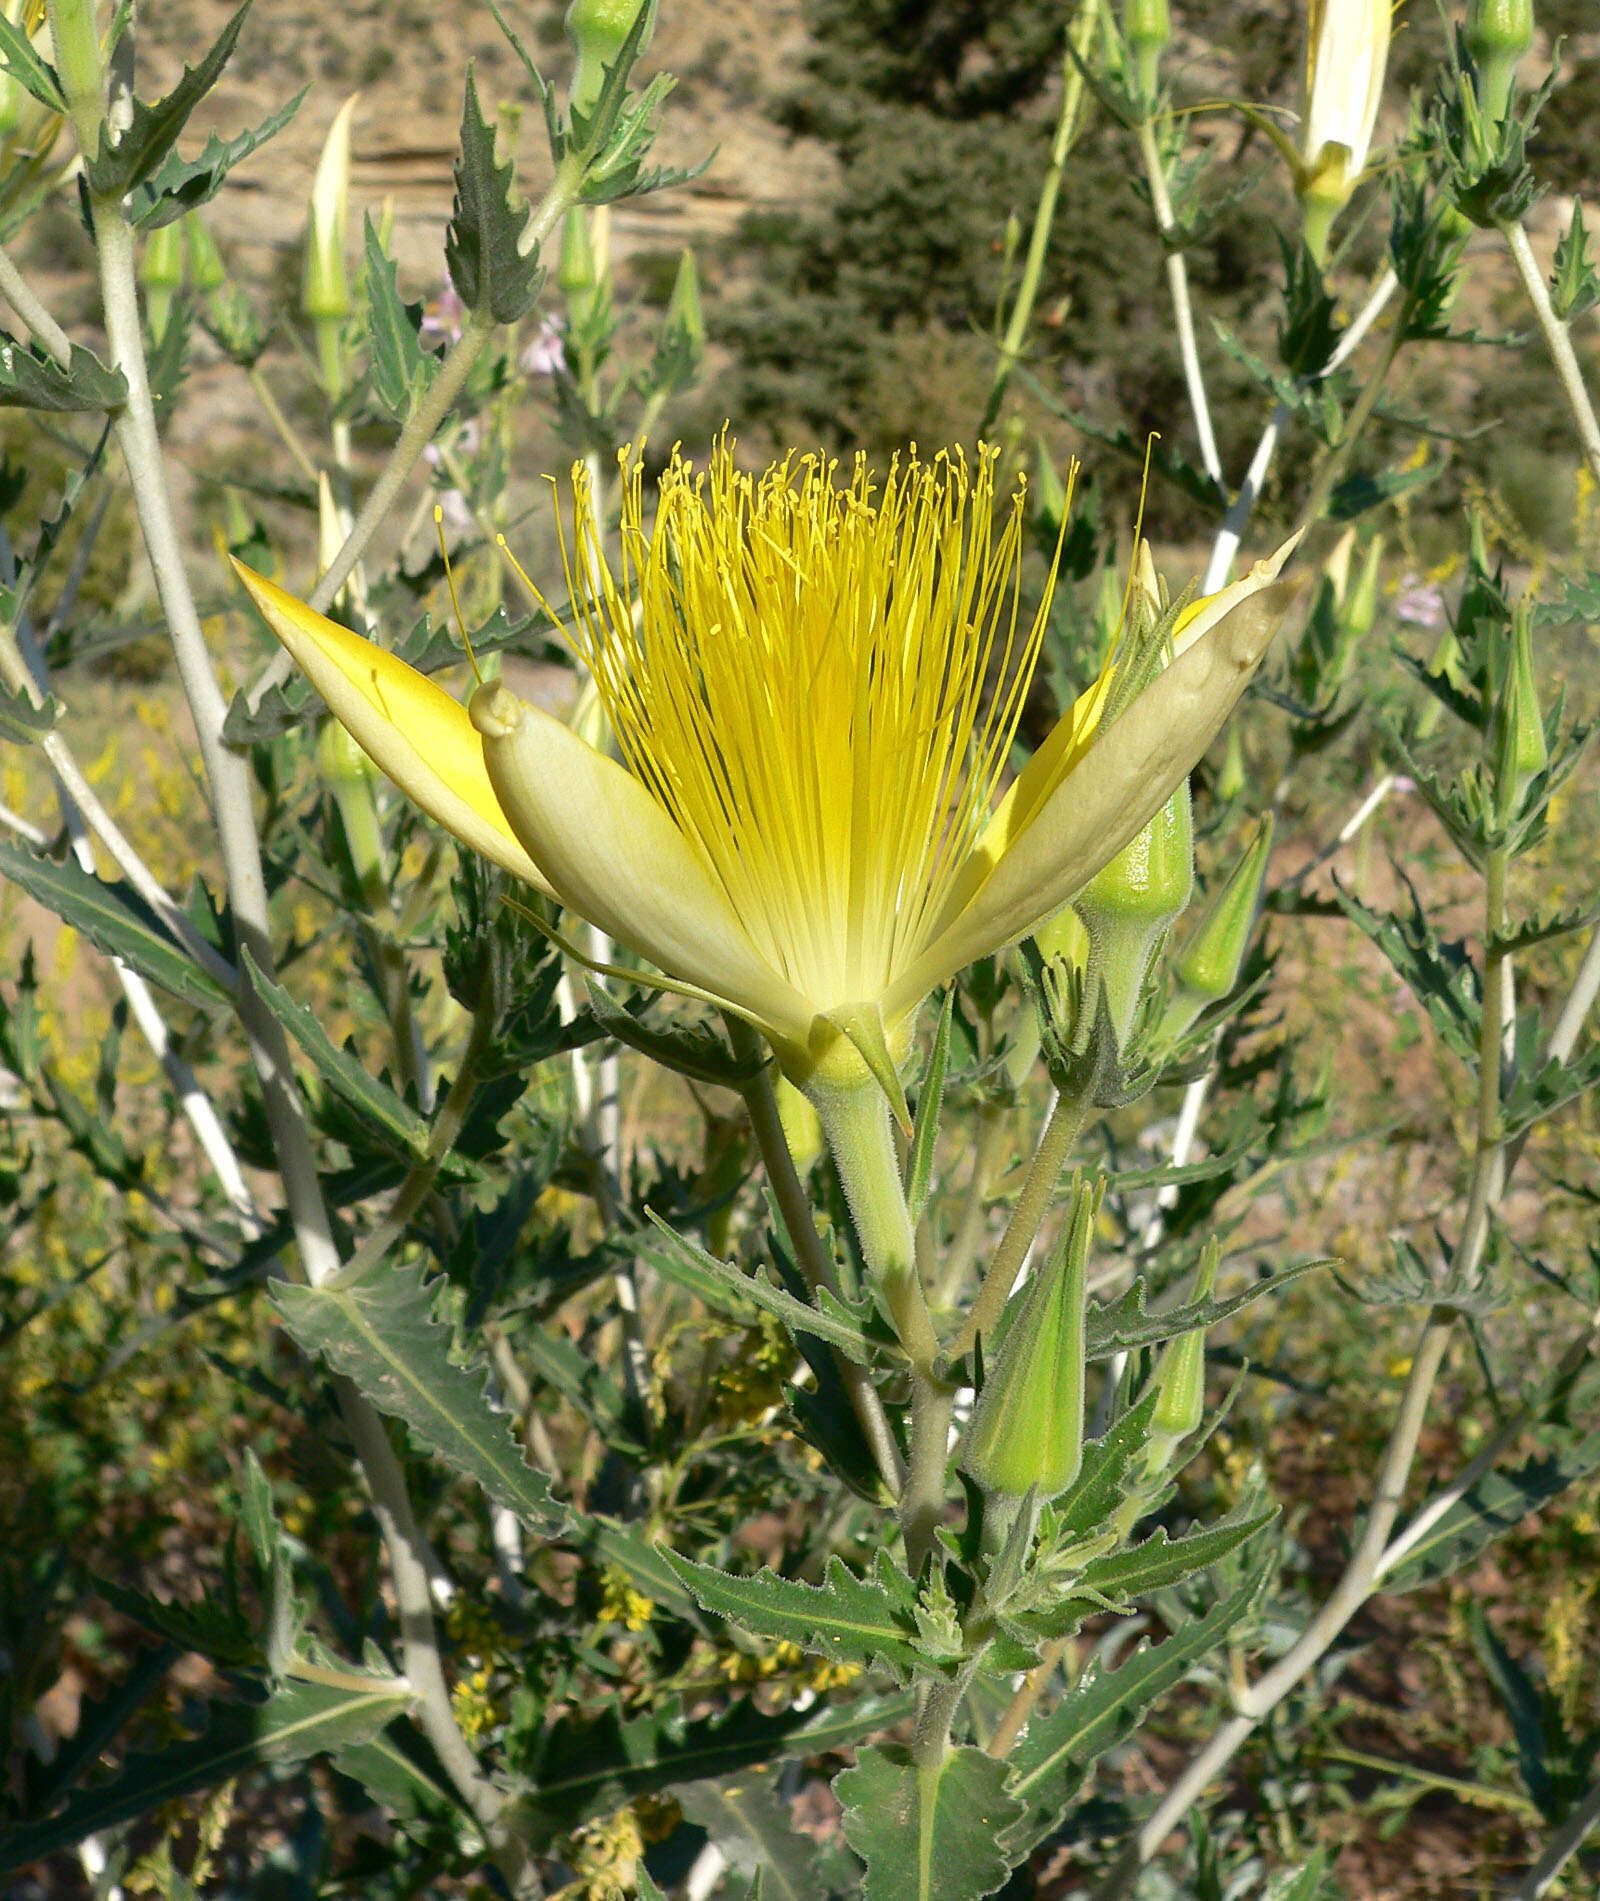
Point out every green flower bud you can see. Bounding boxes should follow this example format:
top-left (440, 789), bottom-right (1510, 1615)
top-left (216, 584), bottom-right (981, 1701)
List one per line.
top-left (1123, 0), bottom-right (1169, 104)
top-left (1344, 533), bottom-right (1383, 644)
top-left (139, 217), bottom-right (184, 341)
top-left (183, 213), bottom-right (226, 296)
top-left (558, 206), bottom-right (609, 334)
top-left (1148, 1241), bottom-right (1218, 1451)
top-left (963, 1179), bottom-right (1094, 1499)
top-left (1217, 720), bottom-right (1247, 803)
top-left (1466, 0), bottom-right (1534, 123)
top-left (565, 0), bottom-right (652, 122)
top-left (317, 715), bottom-right (386, 900)
top-left (1494, 598), bottom-right (1546, 818)
top-left (1073, 781), bottom-right (1194, 1046)
top-left (1165, 815), bottom-right (1273, 1037)
top-left (665, 247), bottom-right (703, 353)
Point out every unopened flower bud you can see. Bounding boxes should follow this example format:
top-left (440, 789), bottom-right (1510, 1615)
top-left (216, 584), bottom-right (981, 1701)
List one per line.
top-left (963, 1179), bottom-right (1094, 1499)
top-left (1494, 599), bottom-right (1546, 816)
top-left (139, 217), bottom-right (184, 340)
top-left (1073, 781), bottom-right (1194, 1046)
top-left (183, 213), bottom-right (226, 296)
top-left (652, 246), bottom-right (704, 394)
top-left (1217, 720), bottom-right (1247, 802)
top-left (558, 206), bottom-right (609, 333)
top-left (1165, 816), bottom-right (1273, 1039)
top-left (1466, 0), bottom-right (1534, 123)
top-left (1147, 1241), bottom-right (1219, 1457)
top-left (1296, 0), bottom-right (1392, 264)
top-left (302, 94), bottom-right (359, 329)
top-left (1123, 0), bottom-right (1170, 104)
top-left (1033, 440), bottom-right (1070, 539)
top-left (565, 0), bottom-right (652, 122)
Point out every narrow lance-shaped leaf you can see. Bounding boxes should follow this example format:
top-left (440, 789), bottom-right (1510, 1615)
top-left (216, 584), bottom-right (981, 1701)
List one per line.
top-left (131, 93), bottom-right (308, 229)
top-left (663, 1548), bottom-right (925, 1681)
top-left (907, 986), bottom-right (954, 1222)
top-left (445, 68), bottom-right (541, 323)
top-left (0, 1677), bottom-right (410, 1879)
top-left (242, 948), bottom-right (432, 1161)
top-left (271, 1253), bottom-right (565, 1532)
top-left (362, 213), bottom-right (438, 420)
top-left (0, 9), bottom-right (65, 110)
top-left (0, 841), bottom-right (233, 1012)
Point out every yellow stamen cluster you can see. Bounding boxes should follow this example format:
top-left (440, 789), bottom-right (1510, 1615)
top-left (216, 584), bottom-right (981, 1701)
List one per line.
top-left (548, 442), bottom-right (1056, 1017)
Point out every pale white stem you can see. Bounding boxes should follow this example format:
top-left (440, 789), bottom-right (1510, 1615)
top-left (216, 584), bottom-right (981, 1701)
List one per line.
top-left (0, 800), bottom-right (48, 846)
top-left (1138, 119), bottom-right (1223, 488)
top-left (0, 242), bottom-right (74, 365)
top-left (1504, 220), bottom-right (1600, 489)
top-left (1508, 1775), bottom-right (1600, 1900)
top-left (1204, 267), bottom-right (1399, 592)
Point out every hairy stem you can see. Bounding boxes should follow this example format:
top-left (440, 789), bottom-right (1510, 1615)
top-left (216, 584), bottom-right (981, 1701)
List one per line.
top-left (1502, 218), bottom-right (1600, 489)
top-left (948, 1085), bottom-right (1089, 1365)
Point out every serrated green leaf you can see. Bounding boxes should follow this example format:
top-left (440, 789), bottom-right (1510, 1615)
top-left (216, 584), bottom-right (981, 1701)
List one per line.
top-left (1491, 903), bottom-right (1600, 956)
top-left (1380, 1422), bottom-right (1600, 1593)
top-left (1003, 1557), bottom-right (1270, 1852)
top-left (663, 1549), bottom-right (924, 1680)
top-left (0, 331), bottom-right (127, 412)
top-left (0, 680), bottom-right (59, 742)
top-left (1052, 1385), bottom-right (1164, 1537)
top-left (1332, 878), bottom-right (1481, 1068)
top-left (333, 1718), bottom-right (469, 1823)
top-left (0, 10), bottom-right (64, 111)
top-left (908, 988), bottom-right (953, 1223)
top-left (1017, 1506), bottom-right (1278, 1641)
top-left (271, 1254), bottom-right (565, 1533)
top-left (1502, 1043), bottom-right (1600, 1141)
top-left (362, 214), bottom-right (438, 420)
top-left (0, 841), bottom-right (232, 1011)
top-left (585, 981), bottom-right (763, 1086)
top-left (0, 1676), bottom-right (410, 1879)
top-left (640, 1213), bottom-right (879, 1364)
top-left (519, 1688), bottom-right (914, 1844)
top-left (130, 92), bottom-right (306, 229)
top-left (1550, 201), bottom-right (1600, 322)
top-left (1084, 1257), bottom-right (1328, 1361)
top-left (94, 1576), bottom-right (263, 1672)
top-left (839, 1743), bottom-right (1024, 1901)
top-left (675, 1771), bottom-right (826, 1901)
top-left (445, 69), bottom-right (540, 323)
top-left (241, 948), bottom-right (431, 1162)
top-left (82, 0), bottom-right (255, 199)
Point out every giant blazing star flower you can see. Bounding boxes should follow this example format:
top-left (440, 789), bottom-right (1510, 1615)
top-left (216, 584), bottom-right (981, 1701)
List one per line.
top-left (234, 445), bottom-right (1296, 1089)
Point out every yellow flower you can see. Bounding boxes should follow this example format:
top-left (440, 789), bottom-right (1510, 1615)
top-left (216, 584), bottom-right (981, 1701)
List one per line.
top-left (233, 444), bottom-right (1297, 1088)
top-left (1297, 0), bottom-right (1392, 258)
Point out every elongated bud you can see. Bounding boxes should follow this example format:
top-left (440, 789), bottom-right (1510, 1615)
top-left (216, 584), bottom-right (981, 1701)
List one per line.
top-left (1147, 1241), bottom-right (1219, 1453)
top-left (139, 217), bottom-right (184, 341)
top-left (1494, 599), bottom-right (1546, 817)
top-left (1164, 816), bottom-right (1273, 1039)
top-left (565, 0), bottom-right (652, 122)
top-left (962, 1178), bottom-right (1094, 1499)
top-left (1033, 440), bottom-right (1069, 538)
top-left (1466, 0), bottom-right (1534, 124)
top-left (1217, 719), bottom-right (1247, 802)
top-left (1123, 0), bottom-right (1170, 104)
top-left (1296, 0), bottom-right (1392, 264)
top-left (1073, 781), bottom-right (1194, 1046)
top-left (183, 213), bottom-right (226, 295)
top-left (664, 247), bottom-right (703, 354)
top-left (316, 715), bottom-right (386, 901)
top-left (302, 93), bottom-right (359, 326)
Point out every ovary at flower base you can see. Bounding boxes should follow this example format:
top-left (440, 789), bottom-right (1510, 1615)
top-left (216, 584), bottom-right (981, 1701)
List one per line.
top-left (232, 442), bottom-right (1300, 1099)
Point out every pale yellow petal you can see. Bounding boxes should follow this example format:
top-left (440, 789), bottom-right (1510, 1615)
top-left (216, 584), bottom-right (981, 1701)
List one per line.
top-left (231, 560), bottom-right (554, 894)
top-left (470, 681), bottom-right (816, 1048)
top-left (883, 567), bottom-right (1303, 1019)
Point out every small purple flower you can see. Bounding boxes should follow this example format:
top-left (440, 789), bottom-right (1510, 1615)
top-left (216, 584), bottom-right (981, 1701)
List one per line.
top-left (520, 314), bottom-right (567, 378)
top-left (1394, 577), bottom-right (1447, 630)
top-left (421, 278), bottom-right (467, 347)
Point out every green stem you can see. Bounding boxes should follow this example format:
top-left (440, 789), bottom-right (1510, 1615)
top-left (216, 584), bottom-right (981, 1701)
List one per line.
top-left (731, 1026), bottom-right (905, 1494)
top-left (979, 0), bottom-right (1099, 438)
top-left (947, 1084), bottom-right (1089, 1365)
top-left (1296, 318), bottom-right (1403, 532)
